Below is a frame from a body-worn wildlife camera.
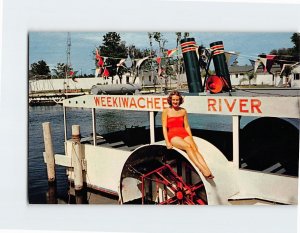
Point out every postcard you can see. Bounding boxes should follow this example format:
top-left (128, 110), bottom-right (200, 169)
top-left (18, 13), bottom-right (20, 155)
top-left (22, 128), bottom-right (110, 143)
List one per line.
top-left (28, 31), bottom-right (299, 205)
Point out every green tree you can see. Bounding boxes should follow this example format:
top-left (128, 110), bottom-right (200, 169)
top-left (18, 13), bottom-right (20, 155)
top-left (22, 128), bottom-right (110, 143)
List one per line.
top-left (153, 32), bottom-right (171, 89)
top-left (153, 32), bottom-right (168, 56)
top-left (98, 32), bottom-right (128, 76)
top-left (291, 33), bottom-right (300, 56)
top-left (270, 32), bottom-right (300, 59)
top-left (147, 33), bottom-right (154, 55)
top-left (175, 32), bottom-right (183, 75)
top-left (270, 48), bottom-right (294, 56)
top-left (128, 45), bottom-right (151, 59)
top-left (52, 63), bottom-right (73, 79)
top-left (30, 60), bottom-right (50, 78)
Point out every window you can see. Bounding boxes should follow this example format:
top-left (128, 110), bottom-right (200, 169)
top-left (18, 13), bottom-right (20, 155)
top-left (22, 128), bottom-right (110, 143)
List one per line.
top-left (149, 76), bottom-right (151, 82)
top-left (235, 74), bottom-right (238, 78)
top-left (294, 74), bottom-right (300, 80)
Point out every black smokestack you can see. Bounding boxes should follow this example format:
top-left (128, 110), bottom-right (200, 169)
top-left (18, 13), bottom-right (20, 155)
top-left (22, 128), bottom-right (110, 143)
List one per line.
top-left (210, 41), bottom-right (232, 91)
top-left (180, 38), bottom-right (203, 93)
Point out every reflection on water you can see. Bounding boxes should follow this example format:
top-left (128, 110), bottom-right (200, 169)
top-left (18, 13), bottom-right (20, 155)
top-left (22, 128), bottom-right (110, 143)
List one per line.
top-left (98, 109), bottom-right (148, 134)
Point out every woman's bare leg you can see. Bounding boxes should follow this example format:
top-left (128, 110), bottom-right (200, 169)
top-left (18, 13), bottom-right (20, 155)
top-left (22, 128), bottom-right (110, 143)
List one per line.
top-left (183, 136), bottom-right (214, 178)
top-left (170, 137), bottom-right (213, 178)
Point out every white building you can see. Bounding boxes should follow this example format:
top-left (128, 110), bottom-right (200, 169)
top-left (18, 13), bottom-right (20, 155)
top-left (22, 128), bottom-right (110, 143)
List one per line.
top-left (229, 64), bottom-right (295, 87)
top-left (290, 64), bottom-right (300, 88)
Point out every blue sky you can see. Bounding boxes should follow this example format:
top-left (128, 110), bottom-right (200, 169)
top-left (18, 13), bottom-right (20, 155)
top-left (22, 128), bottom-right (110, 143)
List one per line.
top-left (29, 32), bottom-right (295, 75)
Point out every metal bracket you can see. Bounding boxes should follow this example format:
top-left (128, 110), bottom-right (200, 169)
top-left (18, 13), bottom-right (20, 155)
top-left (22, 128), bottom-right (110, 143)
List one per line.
top-left (82, 159), bottom-right (87, 171)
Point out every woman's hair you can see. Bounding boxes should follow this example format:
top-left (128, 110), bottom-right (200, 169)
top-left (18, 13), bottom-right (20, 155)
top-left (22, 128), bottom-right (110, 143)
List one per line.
top-left (167, 90), bottom-right (184, 106)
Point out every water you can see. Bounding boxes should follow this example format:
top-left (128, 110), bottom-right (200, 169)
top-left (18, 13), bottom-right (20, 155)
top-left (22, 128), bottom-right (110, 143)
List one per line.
top-left (28, 105), bottom-right (152, 204)
top-left (29, 105), bottom-right (283, 204)
top-left (29, 105), bottom-right (68, 203)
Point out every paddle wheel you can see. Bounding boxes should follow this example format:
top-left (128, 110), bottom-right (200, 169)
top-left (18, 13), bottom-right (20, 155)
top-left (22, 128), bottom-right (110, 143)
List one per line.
top-left (120, 145), bottom-right (207, 205)
top-left (141, 163), bottom-right (206, 205)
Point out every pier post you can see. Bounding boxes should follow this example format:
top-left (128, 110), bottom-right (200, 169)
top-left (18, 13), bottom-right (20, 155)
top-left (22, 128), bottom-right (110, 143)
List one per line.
top-left (46, 182), bottom-right (57, 204)
top-left (92, 108), bottom-right (96, 146)
top-left (149, 111), bottom-right (155, 143)
top-left (232, 116), bottom-right (240, 169)
top-left (42, 122), bottom-right (56, 182)
top-left (71, 125), bottom-right (83, 191)
top-left (63, 107), bottom-right (67, 142)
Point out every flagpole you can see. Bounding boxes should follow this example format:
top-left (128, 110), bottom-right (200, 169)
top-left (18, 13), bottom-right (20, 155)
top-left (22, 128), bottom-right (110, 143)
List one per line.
top-left (65, 32), bottom-right (71, 96)
top-left (148, 33), bottom-right (156, 93)
top-left (176, 33), bottom-right (182, 89)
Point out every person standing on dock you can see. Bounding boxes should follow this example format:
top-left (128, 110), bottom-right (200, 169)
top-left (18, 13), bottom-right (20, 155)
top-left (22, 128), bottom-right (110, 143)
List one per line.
top-left (162, 91), bottom-right (214, 179)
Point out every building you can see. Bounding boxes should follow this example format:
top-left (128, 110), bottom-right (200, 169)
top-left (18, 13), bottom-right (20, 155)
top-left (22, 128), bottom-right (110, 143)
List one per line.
top-left (228, 64), bottom-right (299, 87)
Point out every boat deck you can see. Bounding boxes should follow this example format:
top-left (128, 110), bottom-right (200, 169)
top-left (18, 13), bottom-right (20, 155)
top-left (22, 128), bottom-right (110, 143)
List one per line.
top-left (80, 127), bottom-right (150, 152)
top-left (81, 136), bottom-right (144, 151)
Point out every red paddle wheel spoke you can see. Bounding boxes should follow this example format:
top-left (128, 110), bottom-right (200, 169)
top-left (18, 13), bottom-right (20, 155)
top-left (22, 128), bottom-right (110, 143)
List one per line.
top-left (156, 172), bottom-right (178, 192)
top-left (195, 198), bottom-right (206, 205)
top-left (159, 196), bottom-right (178, 205)
top-left (184, 198), bottom-right (196, 205)
top-left (141, 163), bottom-right (206, 205)
top-left (190, 182), bottom-right (205, 192)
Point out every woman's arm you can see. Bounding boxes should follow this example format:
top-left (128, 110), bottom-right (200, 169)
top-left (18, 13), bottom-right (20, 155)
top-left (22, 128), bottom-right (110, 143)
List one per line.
top-left (162, 109), bottom-right (172, 149)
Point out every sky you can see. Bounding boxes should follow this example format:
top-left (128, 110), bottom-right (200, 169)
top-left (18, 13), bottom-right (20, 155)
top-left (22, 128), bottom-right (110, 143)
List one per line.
top-left (28, 32), bottom-right (295, 75)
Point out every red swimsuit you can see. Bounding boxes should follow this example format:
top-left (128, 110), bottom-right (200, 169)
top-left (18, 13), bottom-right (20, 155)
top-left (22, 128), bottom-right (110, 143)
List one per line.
top-left (167, 116), bottom-right (189, 141)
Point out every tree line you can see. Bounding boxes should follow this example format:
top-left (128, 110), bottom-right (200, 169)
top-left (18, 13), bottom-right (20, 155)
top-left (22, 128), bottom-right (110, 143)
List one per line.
top-left (29, 61), bottom-right (94, 80)
top-left (270, 33), bottom-right (299, 57)
top-left (29, 32), bottom-right (299, 80)
top-left (29, 32), bottom-right (190, 80)
top-left (269, 33), bottom-right (299, 78)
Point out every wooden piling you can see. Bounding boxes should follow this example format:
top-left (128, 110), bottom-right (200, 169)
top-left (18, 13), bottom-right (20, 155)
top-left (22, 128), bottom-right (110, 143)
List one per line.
top-left (42, 122), bottom-right (56, 182)
top-left (46, 182), bottom-right (57, 204)
top-left (71, 125), bottom-right (83, 191)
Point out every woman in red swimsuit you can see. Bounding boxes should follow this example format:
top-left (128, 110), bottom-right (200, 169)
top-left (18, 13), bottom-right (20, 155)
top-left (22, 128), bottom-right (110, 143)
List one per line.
top-left (162, 91), bottom-right (214, 179)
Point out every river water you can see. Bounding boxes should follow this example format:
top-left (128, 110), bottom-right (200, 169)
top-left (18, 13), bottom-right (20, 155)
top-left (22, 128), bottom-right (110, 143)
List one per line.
top-left (28, 105), bottom-right (155, 204)
top-left (28, 104), bottom-right (275, 204)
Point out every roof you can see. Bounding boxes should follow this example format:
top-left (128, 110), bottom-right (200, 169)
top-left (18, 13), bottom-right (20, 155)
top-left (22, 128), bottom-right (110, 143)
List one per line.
top-left (256, 64), bottom-right (282, 74)
top-left (229, 64), bottom-right (283, 74)
top-left (229, 65), bottom-right (253, 74)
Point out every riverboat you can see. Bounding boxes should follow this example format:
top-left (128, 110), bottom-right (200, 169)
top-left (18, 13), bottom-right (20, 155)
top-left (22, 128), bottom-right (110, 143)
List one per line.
top-left (41, 38), bottom-right (299, 205)
top-left (42, 90), bottom-right (299, 205)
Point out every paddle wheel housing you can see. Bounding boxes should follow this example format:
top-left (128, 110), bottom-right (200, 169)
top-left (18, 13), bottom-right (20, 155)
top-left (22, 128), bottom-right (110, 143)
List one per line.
top-left (119, 137), bottom-right (239, 205)
top-left (120, 145), bottom-right (208, 205)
